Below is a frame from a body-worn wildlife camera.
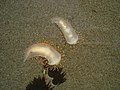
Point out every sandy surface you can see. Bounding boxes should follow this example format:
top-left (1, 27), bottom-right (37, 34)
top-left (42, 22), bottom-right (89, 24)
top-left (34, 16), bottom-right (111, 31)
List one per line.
top-left (0, 0), bottom-right (120, 90)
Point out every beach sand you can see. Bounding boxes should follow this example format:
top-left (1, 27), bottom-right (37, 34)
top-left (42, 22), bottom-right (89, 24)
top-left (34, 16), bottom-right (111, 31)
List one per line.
top-left (0, 0), bottom-right (120, 90)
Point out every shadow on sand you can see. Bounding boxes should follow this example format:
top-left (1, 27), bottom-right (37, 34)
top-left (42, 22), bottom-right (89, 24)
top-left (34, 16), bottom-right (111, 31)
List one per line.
top-left (26, 67), bottom-right (66, 90)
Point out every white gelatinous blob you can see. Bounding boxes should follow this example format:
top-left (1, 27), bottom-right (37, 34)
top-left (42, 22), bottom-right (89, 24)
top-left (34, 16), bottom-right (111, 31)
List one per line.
top-left (24, 43), bottom-right (61, 65)
top-left (51, 17), bottom-right (78, 44)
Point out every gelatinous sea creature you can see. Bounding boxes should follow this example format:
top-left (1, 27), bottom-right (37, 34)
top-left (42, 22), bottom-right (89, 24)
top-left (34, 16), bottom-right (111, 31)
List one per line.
top-left (51, 17), bottom-right (78, 44)
top-left (24, 43), bottom-right (61, 66)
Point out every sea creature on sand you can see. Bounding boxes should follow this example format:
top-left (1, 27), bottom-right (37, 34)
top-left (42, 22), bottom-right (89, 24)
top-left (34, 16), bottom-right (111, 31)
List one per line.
top-left (51, 17), bottom-right (78, 45)
top-left (24, 43), bottom-right (61, 66)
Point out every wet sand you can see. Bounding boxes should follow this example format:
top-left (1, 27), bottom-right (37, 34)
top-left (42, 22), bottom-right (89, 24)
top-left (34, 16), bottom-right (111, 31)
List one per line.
top-left (0, 0), bottom-right (120, 90)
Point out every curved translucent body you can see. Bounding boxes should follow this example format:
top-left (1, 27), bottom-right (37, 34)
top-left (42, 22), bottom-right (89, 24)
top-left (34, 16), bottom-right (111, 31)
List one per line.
top-left (52, 17), bottom-right (78, 44)
top-left (24, 43), bottom-right (61, 65)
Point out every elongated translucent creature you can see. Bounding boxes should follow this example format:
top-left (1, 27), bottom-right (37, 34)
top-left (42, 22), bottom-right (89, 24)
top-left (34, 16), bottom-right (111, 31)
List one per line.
top-left (24, 43), bottom-right (61, 65)
top-left (51, 17), bottom-right (78, 44)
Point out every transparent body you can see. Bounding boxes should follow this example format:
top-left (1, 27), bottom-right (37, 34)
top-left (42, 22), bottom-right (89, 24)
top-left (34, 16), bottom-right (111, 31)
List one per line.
top-left (24, 43), bottom-right (61, 65)
top-left (52, 17), bottom-right (78, 44)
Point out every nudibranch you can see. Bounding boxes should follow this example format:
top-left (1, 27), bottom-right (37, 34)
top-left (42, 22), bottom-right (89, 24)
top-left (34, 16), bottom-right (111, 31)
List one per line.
top-left (24, 43), bottom-right (61, 66)
top-left (51, 17), bottom-right (78, 45)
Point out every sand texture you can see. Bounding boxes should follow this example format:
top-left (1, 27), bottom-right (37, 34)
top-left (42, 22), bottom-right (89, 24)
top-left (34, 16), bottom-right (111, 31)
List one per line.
top-left (0, 0), bottom-right (120, 90)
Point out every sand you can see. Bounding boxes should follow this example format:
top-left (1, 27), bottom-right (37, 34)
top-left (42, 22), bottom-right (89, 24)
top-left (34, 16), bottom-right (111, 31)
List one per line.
top-left (0, 0), bottom-right (120, 90)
